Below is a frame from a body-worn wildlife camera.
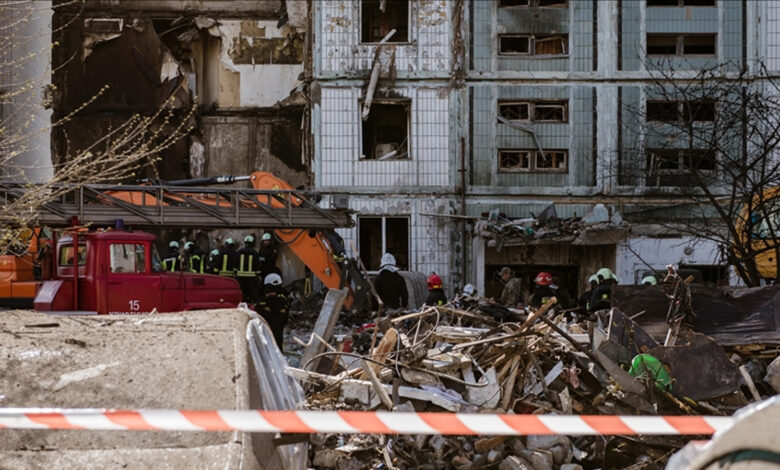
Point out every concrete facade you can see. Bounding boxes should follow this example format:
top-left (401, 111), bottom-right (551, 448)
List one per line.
top-left (313, 0), bottom-right (778, 298)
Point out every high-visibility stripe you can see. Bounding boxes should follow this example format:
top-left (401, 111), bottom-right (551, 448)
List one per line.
top-left (0, 409), bottom-right (731, 436)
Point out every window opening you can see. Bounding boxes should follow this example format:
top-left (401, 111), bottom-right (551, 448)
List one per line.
top-left (647, 100), bottom-right (715, 122)
top-left (534, 35), bottom-right (566, 55)
top-left (499, 0), bottom-right (530, 6)
top-left (647, 0), bottom-right (715, 6)
top-left (109, 243), bottom-right (147, 273)
top-left (646, 148), bottom-right (716, 185)
top-left (499, 102), bottom-right (530, 121)
top-left (499, 101), bottom-right (568, 123)
top-left (499, 35), bottom-right (530, 55)
top-left (499, 149), bottom-right (568, 173)
top-left (647, 34), bottom-right (716, 56)
top-left (359, 216), bottom-right (410, 270)
top-left (361, 101), bottom-right (410, 160)
top-left (361, 0), bottom-right (409, 43)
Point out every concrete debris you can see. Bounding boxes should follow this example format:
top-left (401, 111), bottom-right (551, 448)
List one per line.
top-left (285, 281), bottom-right (780, 469)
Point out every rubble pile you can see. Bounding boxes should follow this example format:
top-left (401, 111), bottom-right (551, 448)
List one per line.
top-left (288, 283), bottom-right (780, 470)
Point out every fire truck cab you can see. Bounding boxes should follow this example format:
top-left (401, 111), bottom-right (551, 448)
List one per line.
top-left (34, 230), bottom-right (242, 314)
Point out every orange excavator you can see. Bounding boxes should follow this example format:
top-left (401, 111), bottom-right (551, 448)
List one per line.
top-left (100, 172), bottom-right (374, 313)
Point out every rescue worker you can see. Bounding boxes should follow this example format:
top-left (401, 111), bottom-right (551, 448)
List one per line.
top-left (463, 283), bottom-right (477, 297)
top-left (530, 271), bottom-right (557, 308)
top-left (258, 232), bottom-right (279, 278)
top-left (207, 249), bottom-right (220, 274)
top-left (162, 240), bottom-right (181, 272)
top-left (217, 238), bottom-right (237, 278)
top-left (499, 266), bottom-right (528, 308)
top-left (375, 253), bottom-right (408, 309)
top-left (184, 241), bottom-right (206, 274)
top-left (236, 235), bottom-right (260, 303)
top-left (578, 274), bottom-right (599, 310)
top-left (642, 275), bottom-right (658, 285)
top-left (424, 273), bottom-right (447, 306)
top-left (550, 275), bottom-right (574, 308)
top-left (256, 273), bottom-right (288, 352)
top-left (589, 267), bottom-right (618, 312)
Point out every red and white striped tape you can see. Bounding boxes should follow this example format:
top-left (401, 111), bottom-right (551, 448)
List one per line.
top-left (0, 409), bottom-right (732, 435)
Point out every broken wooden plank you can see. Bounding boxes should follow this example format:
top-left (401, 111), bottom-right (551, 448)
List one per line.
top-left (361, 359), bottom-right (394, 410)
top-left (359, 327), bottom-right (398, 380)
top-left (301, 288), bottom-right (348, 372)
top-left (501, 356), bottom-right (521, 410)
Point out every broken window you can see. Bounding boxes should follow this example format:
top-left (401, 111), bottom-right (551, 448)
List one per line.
top-left (647, 34), bottom-right (717, 56)
top-left (499, 102), bottom-right (530, 121)
top-left (498, 100), bottom-right (568, 122)
top-left (646, 100), bottom-right (715, 122)
top-left (534, 103), bottom-right (566, 121)
top-left (647, 0), bottom-right (715, 6)
top-left (499, 35), bottom-right (531, 55)
top-left (361, 0), bottom-right (409, 43)
top-left (499, 0), bottom-right (568, 7)
top-left (534, 35), bottom-right (567, 55)
top-left (499, 149), bottom-right (567, 173)
top-left (359, 216), bottom-right (410, 271)
top-left (361, 101), bottom-right (410, 160)
top-left (646, 148), bottom-right (716, 185)
top-left (499, 35), bottom-right (568, 56)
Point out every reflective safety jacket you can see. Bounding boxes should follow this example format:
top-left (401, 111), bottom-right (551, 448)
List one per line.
top-left (188, 248), bottom-right (206, 274)
top-left (236, 247), bottom-right (260, 278)
top-left (218, 246), bottom-right (237, 277)
top-left (162, 249), bottom-right (180, 272)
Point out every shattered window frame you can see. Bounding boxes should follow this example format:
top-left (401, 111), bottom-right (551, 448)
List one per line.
top-left (646, 33), bottom-right (717, 57)
top-left (360, 0), bottom-right (411, 44)
top-left (498, 100), bottom-right (568, 123)
top-left (360, 99), bottom-right (412, 161)
top-left (499, 34), bottom-right (569, 56)
top-left (498, 149), bottom-right (568, 173)
top-left (646, 148), bottom-right (717, 185)
top-left (498, 0), bottom-right (569, 8)
top-left (646, 0), bottom-right (716, 6)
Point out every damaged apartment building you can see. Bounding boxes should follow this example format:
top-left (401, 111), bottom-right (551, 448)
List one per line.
top-left (312, 0), bottom-right (780, 298)
top-left (51, 0), bottom-right (310, 187)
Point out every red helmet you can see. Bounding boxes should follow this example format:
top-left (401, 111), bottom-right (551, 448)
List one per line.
top-left (427, 273), bottom-right (443, 290)
top-left (534, 272), bottom-right (553, 286)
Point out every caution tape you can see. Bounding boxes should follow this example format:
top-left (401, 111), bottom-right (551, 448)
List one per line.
top-left (0, 409), bottom-right (733, 435)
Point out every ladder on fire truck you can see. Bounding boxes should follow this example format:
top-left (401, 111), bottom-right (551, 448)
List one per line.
top-left (0, 178), bottom-right (353, 229)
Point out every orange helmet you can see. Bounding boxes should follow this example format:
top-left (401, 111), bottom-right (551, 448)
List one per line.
top-left (427, 273), bottom-right (443, 290)
top-left (534, 272), bottom-right (553, 286)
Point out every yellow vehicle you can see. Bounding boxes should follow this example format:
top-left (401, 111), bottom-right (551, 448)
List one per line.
top-left (737, 187), bottom-right (780, 280)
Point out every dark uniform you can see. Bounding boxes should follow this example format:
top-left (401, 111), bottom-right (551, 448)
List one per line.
top-left (425, 288), bottom-right (447, 306)
top-left (207, 250), bottom-right (220, 275)
top-left (257, 288), bottom-right (289, 352)
top-left (531, 285), bottom-right (557, 309)
top-left (589, 279), bottom-right (616, 312)
top-left (217, 244), bottom-right (237, 277)
top-left (162, 247), bottom-right (180, 272)
top-left (188, 247), bottom-right (206, 274)
top-left (236, 244), bottom-right (260, 303)
top-left (258, 241), bottom-right (279, 278)
top-left (375, 269), bottom-right (408, 309)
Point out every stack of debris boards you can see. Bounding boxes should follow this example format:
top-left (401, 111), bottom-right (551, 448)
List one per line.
top-left (288, 284), bottom-right (780, 470)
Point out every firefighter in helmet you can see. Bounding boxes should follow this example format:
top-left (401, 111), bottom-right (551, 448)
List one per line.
top-left (256, 273), bottom-right (288, 352)
top-left (425, 273), bottom-right (447, 306)
top-left (162, 240), bottom-right (181, 272)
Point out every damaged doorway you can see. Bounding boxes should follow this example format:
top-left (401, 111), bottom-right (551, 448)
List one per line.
top-left (359, 216), bottom-right (409, 270)
top-left (485, 264), bottom-right (579, 305)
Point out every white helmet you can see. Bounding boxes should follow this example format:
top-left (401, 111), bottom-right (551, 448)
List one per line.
top-left (169, 241), bottom-right (180, 249)
top-left (184, 241), bottom-right (194, 250)
top-left (244, 234), bottom-right (254, 243)
top-left (463, 283), bottom-right (476, 296)
top-left (210, 249), bottom-right (219, 256)
top-left (264, 273), bottom-right (283, 286)
top-left (262, 232), bottom-right (272, 241)
top-left (380, 253), bottom-right (396, 268)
